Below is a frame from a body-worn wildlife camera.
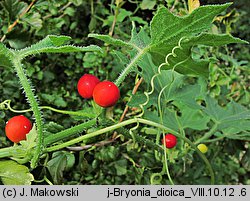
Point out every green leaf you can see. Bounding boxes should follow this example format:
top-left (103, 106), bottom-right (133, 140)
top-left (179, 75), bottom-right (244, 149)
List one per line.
top-left (204, 96), bottom-right (250, 125)
top-left (4, 30), bottom-right (30, 49)
top-left (203, 96), bottom-right (250, 139)
top-left (64, 7), bottom-right (75, 17)
top-left (140, 0), bottom-right (156, 10)
top-left (0, 43), bottom-right (13, 68)
top-left (0, 42), bottom-right (9, 54)
top-left (153, 33), bottom-right (246, 77)
top-left (144, 109), bottom-right (177, 131)
top-left (48, 35), bottom-right (71, 46)
top-left (138, 53), bottom-right (205, 107)
top-left (90, 4), bottom-right (245, 79)
top-left (95, 146), bottom-right (119, 162)
top-left (88, 34), bottom-right (132, 48)
top-left (44, 119), bottom-right (97, 146)
top-left (69, 0), bottom-right (83, 6)
top-left (175, 103), bottom-right (210, 130)
top-left (150, 4), bottom-right (231, 47)
top-left (130, 25), bottom-right (151, 49)
top-left (0, 54), bottom-right (12, 68)
top-left (149, 3), bottom-right (241, 75)
top-left (22, 12), bottom-right (43, 29)
top-left (19, 125), bottom-right (37, 150)
top-left (1, 0), bottom-right (27, 21)
top-left (44, 122), bottom-right (64, 135)
top-left (138, 53), bottom-right (183, 92)
top-left (102, 8), bottom-right (132, 27)
top-left (54, 97), bottom-right (67, 107)
top-left (10, 125), bottom-right (37, 164)
top-left (144, 104), bottom-right (210, 132)
top-left (0, 160), bottom-right (34, 185)
top-left (136, 54), bottom-right (210, 131)
top-left (47, 151), bottom-right (75, 184)
top-left (114, 159), bottom-right (128, 176)
top-left (133, 53), bottom-right (208, 118)
top-left (40, 93), bottom-right (67, 107)
top-left (89, 23), bottom-right (150, 50)
top-left (112, 50), bottom-right (130, 67)
top-left (130, 16), bottom-right (147, 25)
top-left (223, 131), bottom-right (250, 141)
top-left (188, 33), bottom-right (248, 46)
top-left (128, 93), bottom-right (147, 107)
top-left (171, 83), bottom-right (206, 109)
top-left (18, 35), bottom-right (103, 58)
top-left (88, 17), bottom-right (97, 32)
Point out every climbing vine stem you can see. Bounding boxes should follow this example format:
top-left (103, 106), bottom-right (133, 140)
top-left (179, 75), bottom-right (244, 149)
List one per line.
top-left (45, 118), bottom-right (215, 184)
top-left (11, 53), bottom-right (44, 169)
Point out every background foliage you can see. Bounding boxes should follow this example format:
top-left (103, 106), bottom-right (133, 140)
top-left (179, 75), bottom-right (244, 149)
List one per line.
top-left (0, 0), bottom-right (249, 184)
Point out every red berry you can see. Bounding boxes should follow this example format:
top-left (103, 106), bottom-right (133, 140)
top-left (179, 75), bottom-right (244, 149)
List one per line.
top-left (77, 74), bottom-right (100, 99)
top-left (93, 81), bottom-right (120, 108)
top-left (162, 133), bottom-right (177, 149)
top-left (5, 115), bottom-right (32, 143)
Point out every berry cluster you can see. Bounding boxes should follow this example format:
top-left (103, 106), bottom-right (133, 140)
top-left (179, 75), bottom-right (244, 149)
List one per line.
top-left (77, 74), bottom-right (120, 108)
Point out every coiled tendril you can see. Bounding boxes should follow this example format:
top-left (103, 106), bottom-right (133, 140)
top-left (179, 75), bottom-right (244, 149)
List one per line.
top-left (128, 37), bottom-right (187, 184)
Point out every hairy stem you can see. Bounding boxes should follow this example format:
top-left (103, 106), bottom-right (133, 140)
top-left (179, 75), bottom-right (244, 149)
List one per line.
top-left (0, 116), bottom-right (214, 184)
top-left (11, 54), bottom-right (43, 169)
top-left (45, 118), bottom-right (214, 184)
top-left (115, 47), bottom-right (148, 86)
top-left (44, 118), bottom-right (97, 146)
top-left (45, 119), bottom-right (138, 152)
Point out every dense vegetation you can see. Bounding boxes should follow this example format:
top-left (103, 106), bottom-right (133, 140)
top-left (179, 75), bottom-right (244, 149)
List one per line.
top-left (0, 0), bottom-right (249, 185)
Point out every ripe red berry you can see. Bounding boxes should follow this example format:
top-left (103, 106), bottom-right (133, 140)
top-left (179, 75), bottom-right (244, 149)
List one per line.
top-left (5, 115), bottom-right (32, 143)
top-left (162, 133), bottom-right (177, 149)
top-left (77, 74), bottom-right (100, 99)
top-left (93, 81), bottom-right (120, 108)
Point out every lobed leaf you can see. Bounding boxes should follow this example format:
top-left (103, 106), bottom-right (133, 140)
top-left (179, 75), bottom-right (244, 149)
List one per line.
top-left (203, 96), bottom-right (250, 139)
top-left (204, 96), bottom-right (250, 124)
top-left (90, 4), bottom-right (245, 78)
top-left (88, 33), bottom-right (133, 48)
top-left (150, 3), bottom-right (231, 46)
top-left (144, 103), bottom-right (209, 132)
top-left (160, 33), bottom-right (247, 76)
top-left (18, 35), bottom-right (103, 58)
top-left (175, 102), bottom-right (210, 130)
top-left (188, 33), bottom-right (248, 46)
top-left (149, 3), bottom-right (241, 68)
